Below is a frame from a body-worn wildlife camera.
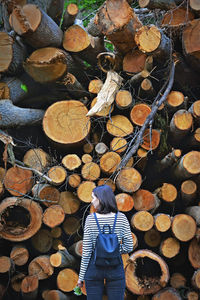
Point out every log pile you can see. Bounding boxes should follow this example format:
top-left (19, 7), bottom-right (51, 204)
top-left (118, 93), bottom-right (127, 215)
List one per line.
top-left (0, 0), bottom-right (200, 299)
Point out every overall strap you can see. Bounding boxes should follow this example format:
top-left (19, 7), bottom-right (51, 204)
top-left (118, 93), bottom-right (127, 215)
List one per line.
top-left (93, 213), bottom-right (101, 233)
top-left (112, 212), bottom-right (118, 233)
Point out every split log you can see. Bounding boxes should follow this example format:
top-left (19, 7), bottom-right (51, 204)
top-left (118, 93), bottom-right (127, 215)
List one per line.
top-left (11, 272), bottom-right (26, 293)
top-left (82, 154), bottom-right (93, 164)
top-left (181, 180), bottom-right (197, 206)
top-left (88, 79), bottom-right (103, 94)
top-left (43, 290), bottom-right (69, 300)
top-left (43, 205), bottom-right (65, 228)
top-left (156, 183), bottom-right (177, 204)
top-left (166, 91), bottom-right (186, 113)
top-left (130, 104), bottom-right (151, 126)
top-left (59, 191), bottom-right (80, 215)
top-left (182, 19), bottom-right (200, 73)
top-left (62, 3), bottom-right (79, 30)
top-left (51, 227), bottom-right (62, 239)
top-left (9, 4), bottom-right (63, 48)
top-left (0, 197), bottom-right (42, 241)
top-left (68, 240), bottom-right (83, 258)
top-left (123, 50), bottom-right (147, 74)
top-left (23, 148), bottom-right (50, 172)
top-left (32, 183), bottom-right (60, 206)
top-left (0, 32), bottom-right (26, 76)
top-left (28, 255), bottom-right (54, 280)
top-left (188, 100), bottom-right (200, 123)
top-left (50, 248), bottom-right (78, 269)
top-left (0, 256), bottom-right (13, 273)
top-left (138, 0), bottom-right (183, 10)
top-left (160, 237), bottom-right (180, 258)
top-left (95, 143), bottom-right (108, 156)
top-left (100, 151), bottom-right (121, 175)
top-left (47, 166), bottom-right (67, 186)
top-left (87, 71), bottom-right (123, 117)
top-left (43, 100), bottom-right (91, 147)
top-left (173, 151), bottom-right (200, 180)
top-left (81, 162), bottom-right (101, 181)
top-left (31, 229), bottom-right (53, 253)
top-left (188, 237), bottom-right (200, 269)
top-left (68, 174), bottom-right (81, 188)
top-left (170, 273), bottom-right (186, 289)
top-left (106, 115), bottom-right (134, 137)
top-left (172, 214), bottom-right (196, 242)
top-left (152, 287), bottom-right (182, 300)
top-left (21, 275), bottom-right (38, 300)
top-left (154, 214), bottom-right (172, 232)
top-left (10, 244), bottom-right (29, 266)
top-left (93, 0), bottom-right (142, 54)
top-left (126, 249), bottom-right (169, 295)
top-left (57, 268), bottom-right (78, 292)
top-left (97, 178), bottom-right (116, 191)
top-left (115, 90), bottom-right (133, 110)
top-left (115, 193), bottom-right (134, 212)
top-left (62, 216), bottom-right (80, 235)
top-left (144, 228), bottom-right (161, 248)
top-left (110, 137), bottom-right (127, 153)
top-left (116, 167), bottom-right (142, 193)
top-left (132, 189), bottom-right (157, 211)
top-left (62, 154), bottom-right (81, 170)
top-left (186, 206), bottom-right (200, 226)
top-left (141, 129), bottom-right (161, 151)
top-left (0, 100), bottom-right (44, 128)
top-left (135, 25), bottom-right (170, 62)
top-left (131, 211), bottom-right (154, 231)
top-left (77, 181), bottom-right (96, 203)
top-left (170, 109), bottom-right (193, 143)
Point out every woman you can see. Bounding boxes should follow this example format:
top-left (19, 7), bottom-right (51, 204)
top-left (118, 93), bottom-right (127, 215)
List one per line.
top-left (77, 184), bottom-right (133, 300)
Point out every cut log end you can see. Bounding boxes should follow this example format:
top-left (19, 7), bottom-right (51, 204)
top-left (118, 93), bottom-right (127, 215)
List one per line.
top-left (172, 214), bottom-right (196, 242)
top-left (130, 103), bottom-right (151, 126)
top-left (43, 205), bottom-right (65, 228)
top-left (63, 25), bottom-right (90, 52)
top-left (160, 237), bottom-right (180, 258)
top-left (116, 193), bottom-right (134, 212)
top-left (0, 32), bottom-right (13, 73)
top-left (131, 211), bottom-right (154, 231)
top-left (47, 166), bottom-right (67, 186)
top-left (135, 25), bottom-right (161, 53)
top-left (116, 167), bottom-right (142, 193)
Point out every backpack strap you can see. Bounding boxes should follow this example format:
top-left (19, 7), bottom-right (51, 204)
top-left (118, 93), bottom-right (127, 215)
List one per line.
top-left (112, 212), bottom-right (118, 233)
top-left (93, 212), bottom-right (102, 233)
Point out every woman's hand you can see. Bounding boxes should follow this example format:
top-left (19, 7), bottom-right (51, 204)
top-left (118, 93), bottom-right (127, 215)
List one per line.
top-left (77, 279), bottom-right (83, 288)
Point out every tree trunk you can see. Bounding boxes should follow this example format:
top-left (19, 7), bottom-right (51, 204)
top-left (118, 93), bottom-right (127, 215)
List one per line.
top-left (68, 240), bottom-right (83, 258)
top-left (181, 180), bottom-right (197, 206)
top-left (173, 151), bottom-right (200, 180)
top-left (62, 3), bottom-right (79, 30)
top-left (185, 206), bottom-right (200, 226)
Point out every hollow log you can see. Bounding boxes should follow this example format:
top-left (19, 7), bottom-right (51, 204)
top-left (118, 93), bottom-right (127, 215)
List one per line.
top-left (110, 137), bottom-right (127, 153)
top-left (68, 240), bottom-right (83, 258)
top-left (62, 216), bottom-right (80, 235)
top-left (21, 275), bottom-right (38, 300)
top-left (170, 272), bottom-right (186, 289)
top-left (10, 4), bottom-right (63, 48)
top-left (115, 90), bottom-right (133, 110)
top-left (132, 189), bottom-right (156, 211)
top-left (62, 3), bottom-right (79, 30)
top-left (28, 255), bottom-right (54, 280)
top-left (10, 244), bottom-right (29, 266)
top-left (100, 151), bottom-right (121, 175)
top-left (115, 193), bottom-right (134, 212)
top-left (154, 214), bottom-right (172, 232)
top-left (77, 181), bottom-right (96, 203)
top-left (0, 197), bottom-right (42, 241)
top-left (62, 154), bottom-right (81, 170)
top-left (0, 100), bottom-right (44, 128)
top-left (172, 214), bottom-right (196, 242)
top-left (182, 19), bottom-right (200, 73)
top-left (123, 50), bottom-right (147, 74)
top-left (106, 115), bottom-right (134, 137)
top-left (144, 228), bottom-right (161, 248)
top-left (47, 166), bottom-right (67, 186)
top-left (152, 287), bottom-right (182, 300)
top-left (81, 162), bottom-right (101, 181)
top-left (0, 32), bottom-right (27, 76)
top-left (0, 256), bottom-right (13, 273)
top-left (166, 91), bottom-right (186, 114)
top-left (170, 109), bottom-right (193, 143)
top-left (59, 191), bottom-right (80, 215)
top-left (43, 100), bottom-right (91, 147)
top-left (68, 174), bottom-right (81, 188)
top-left (181, 180), bottom-right (197, 206)
top-left (43, 205), bottom-right (65, 228)
top-left (130, 104), bottom-right (151, 126)
top-left (173, 151), bottom-right (200, 180)
top-left (32, 183), bottom-right (60, 206)
top-left (186, 206), bottom-right (200, 226)
top-left (57, 268), bottom-right (78, 292)
top-left (23, 148), bottom-right (50, 172)
top-left (160, 237), bottom-right (180, 258)
top-left (116, 167), bottom-right (142, 193)
top-left (131, 211), bottom-right (154, 231)
top-left (31, 229), bottom-right (53, 253)
top-left (50, 248), bottom-right (78, 269)
top-left (125, 249), bottom-right (169, 295)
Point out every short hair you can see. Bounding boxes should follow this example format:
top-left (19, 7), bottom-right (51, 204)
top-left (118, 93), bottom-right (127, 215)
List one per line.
top-left (92, 184), bottom-right (118, 214)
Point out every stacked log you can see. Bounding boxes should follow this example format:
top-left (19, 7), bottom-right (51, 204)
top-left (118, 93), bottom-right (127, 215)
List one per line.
top-left (0, 0), bottom-right (200, 299)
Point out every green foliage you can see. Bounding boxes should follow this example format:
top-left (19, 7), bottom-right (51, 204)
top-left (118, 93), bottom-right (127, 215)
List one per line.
top-left (20, 84), bottom-right (28, 93)
top-left (73, 286), bottom-right (82, 296)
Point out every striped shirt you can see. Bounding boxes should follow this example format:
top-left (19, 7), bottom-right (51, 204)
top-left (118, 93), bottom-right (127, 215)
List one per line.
top-left (79, 212), bottom-right (133, 281)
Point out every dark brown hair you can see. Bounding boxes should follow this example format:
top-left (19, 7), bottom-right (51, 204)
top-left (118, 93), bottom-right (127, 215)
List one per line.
top-left (92, 185), bottom-right (118, 214)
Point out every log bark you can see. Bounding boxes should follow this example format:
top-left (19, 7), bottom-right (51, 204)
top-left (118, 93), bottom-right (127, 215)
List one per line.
top-left (169, 109), bottom-right (193, 143)
top-left (43, 100), bottom-right (91, 147)
top-left (43, 205), bottom-right (65, 228)
top-left (116, 167), bottom-right (142, 193)
top-left (185, 206), bottom-right (200, 226)
top-left (0, 100), bottom-right (44, 128)
top-left (59, 191), bottom-right (80, 215)
top-left (28, 255), bottom-right (54, 280)
top-left (100, 151), bottom-right (121, 175)
top-left (157, 149), bottom-right (182, 172)
top-left (21, 275), bottom-right (38, 300)
top-left (32, 183), bottom-right (60, 207)
top-left (10, 4), bottom-right (63, 48)
top-left (23, 148), bottom-right (50, 172)
top-left (131, 211), bottom-right (154, 231)
top-left (10, 244), bottom-right (29, 266)
top-left (50, 248), bottom-right (78, 268)
top-left (191, 269), bottom-right (200, 289)
top-left (47, 166), bottom-right (67, 186)
top-left (31, 229), bottom-right (53, 253)
top-left (115, 193), bottom-right (134, 212)
top-left (173, 151), bottom-right (200, 180)
top-left (171, 214), bottom-right (196, 242)
top-left (0, 197), bottom-right (42, 241)
top-left (62, 3), bottom-right (79, 30)
top-left (126, 249), bottom-right (169, 295)
top-left (68, 240), bottom-right (83, 258)
top-left (188, 100), bottom-right (200, 123)
top-left (57, 268), bottom-right (78, 292)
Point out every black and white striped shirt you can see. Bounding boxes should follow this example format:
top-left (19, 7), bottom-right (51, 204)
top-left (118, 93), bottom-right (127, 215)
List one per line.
top-left (79, 212), bottom-right (133, 281)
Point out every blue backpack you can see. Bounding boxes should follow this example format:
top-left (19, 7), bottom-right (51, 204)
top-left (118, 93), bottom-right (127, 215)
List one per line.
top-left (93, 212), bottom-right (121, 267)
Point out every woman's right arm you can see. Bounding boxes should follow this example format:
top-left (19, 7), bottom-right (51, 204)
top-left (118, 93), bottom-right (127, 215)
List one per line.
top-left (121, 215), bottom-right (134, 254)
